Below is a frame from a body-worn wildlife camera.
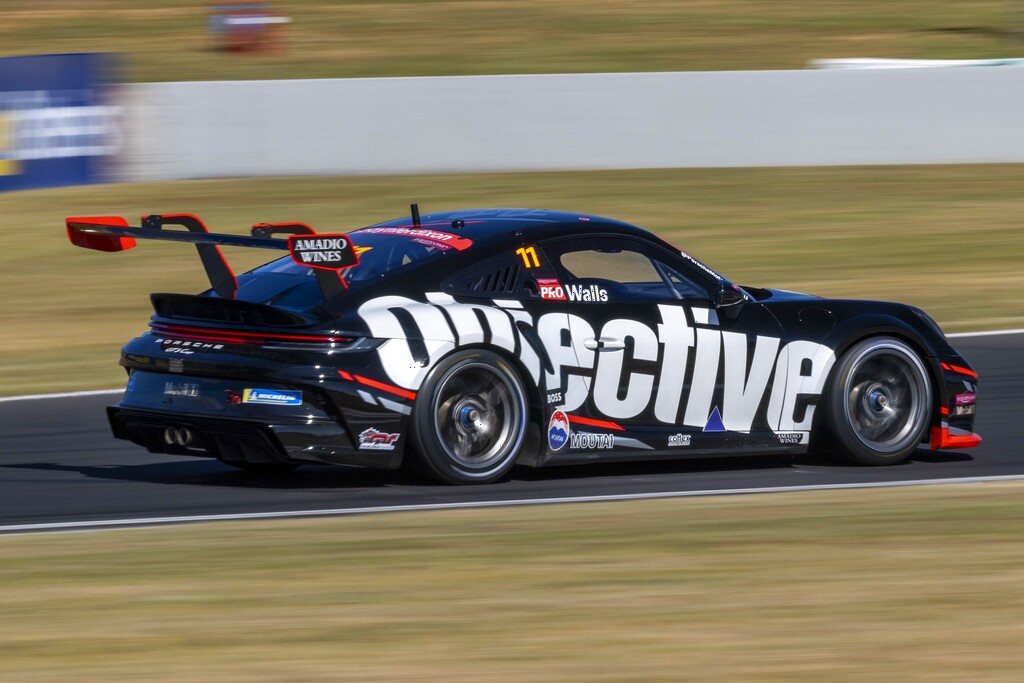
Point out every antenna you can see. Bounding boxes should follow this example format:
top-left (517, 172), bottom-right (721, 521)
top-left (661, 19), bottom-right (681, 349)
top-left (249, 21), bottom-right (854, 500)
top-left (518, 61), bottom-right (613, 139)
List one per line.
top-left (410, 203), bottom-right (421, 228)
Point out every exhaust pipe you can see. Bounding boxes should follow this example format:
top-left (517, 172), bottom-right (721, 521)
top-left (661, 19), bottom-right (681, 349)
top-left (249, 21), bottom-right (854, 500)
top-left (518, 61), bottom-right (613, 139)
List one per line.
top-left (163, 426), bottom-right (194, 447)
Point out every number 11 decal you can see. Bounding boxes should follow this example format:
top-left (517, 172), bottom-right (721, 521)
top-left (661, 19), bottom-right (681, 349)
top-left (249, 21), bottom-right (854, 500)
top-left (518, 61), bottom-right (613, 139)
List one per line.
top-left (516, 246), bottom-right (540, 268)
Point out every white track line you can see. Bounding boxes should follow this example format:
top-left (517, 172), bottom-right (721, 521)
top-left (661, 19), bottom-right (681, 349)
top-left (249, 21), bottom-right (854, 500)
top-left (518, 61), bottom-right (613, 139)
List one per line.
top-left (1, 328), bottom-right (1021, 404)
top-left (947, 328), bottom-right (1024, 339)
top-left (0, 389), bottom-right (123, 403)
top-left (3, 474), bottom-right (1024, 535)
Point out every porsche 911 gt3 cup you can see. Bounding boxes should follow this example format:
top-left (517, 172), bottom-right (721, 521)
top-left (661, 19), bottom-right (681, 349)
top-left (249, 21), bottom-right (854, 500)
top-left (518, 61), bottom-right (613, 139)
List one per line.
top-left (67, 207), bottom-right (980, 484)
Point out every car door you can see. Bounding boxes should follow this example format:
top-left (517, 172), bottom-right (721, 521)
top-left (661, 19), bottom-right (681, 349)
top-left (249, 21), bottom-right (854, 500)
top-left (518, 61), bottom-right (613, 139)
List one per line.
top-left (537, 234), bottom-right (786, 455)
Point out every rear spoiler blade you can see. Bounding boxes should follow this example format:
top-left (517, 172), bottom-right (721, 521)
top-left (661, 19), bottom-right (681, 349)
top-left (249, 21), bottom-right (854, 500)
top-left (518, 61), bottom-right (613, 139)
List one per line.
top-left (66, 214), bottom-right (358, 307)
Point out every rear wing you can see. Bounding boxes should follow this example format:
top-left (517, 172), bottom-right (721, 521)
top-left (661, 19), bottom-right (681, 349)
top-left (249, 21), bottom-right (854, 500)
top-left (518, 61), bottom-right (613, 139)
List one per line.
top-left (66, 214), bottom-right (359, 306)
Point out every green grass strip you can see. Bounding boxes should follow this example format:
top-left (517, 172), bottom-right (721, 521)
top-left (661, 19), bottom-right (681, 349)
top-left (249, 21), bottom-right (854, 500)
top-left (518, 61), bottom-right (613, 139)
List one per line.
top-left (1, 482), bottom-right (1023, 681)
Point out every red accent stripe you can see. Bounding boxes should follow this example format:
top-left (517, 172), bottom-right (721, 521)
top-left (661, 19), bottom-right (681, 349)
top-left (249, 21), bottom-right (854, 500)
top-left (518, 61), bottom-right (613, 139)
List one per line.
top-left (337, 370), bottom-right (354, 381)
top-left (152, 323), bottom-right (351, 344)
top-left (941, 362), bottom-right (979, 379)
top-left (930, 426), bottom-right (983, 450)
top-left (939, 406), bottom-right (950, 416)
top-left (348, 373), bottom-right (417, 401)
top-left (567, 415), bottom-right (625, 431)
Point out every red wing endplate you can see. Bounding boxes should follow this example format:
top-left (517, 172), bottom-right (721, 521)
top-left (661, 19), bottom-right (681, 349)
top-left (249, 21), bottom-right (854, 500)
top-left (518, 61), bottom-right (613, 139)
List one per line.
top-left (66, 214), bottom-right (357, 306)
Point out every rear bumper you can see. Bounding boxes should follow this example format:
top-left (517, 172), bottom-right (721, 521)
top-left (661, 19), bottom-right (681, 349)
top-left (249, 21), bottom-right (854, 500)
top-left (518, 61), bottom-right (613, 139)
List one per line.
top-left (108, 406), bottom-right (403, 470)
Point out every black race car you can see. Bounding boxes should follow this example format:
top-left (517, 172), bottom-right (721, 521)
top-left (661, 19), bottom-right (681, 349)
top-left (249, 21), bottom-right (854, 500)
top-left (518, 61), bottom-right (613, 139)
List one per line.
top-left (67, 207), bottom-right (981, 484)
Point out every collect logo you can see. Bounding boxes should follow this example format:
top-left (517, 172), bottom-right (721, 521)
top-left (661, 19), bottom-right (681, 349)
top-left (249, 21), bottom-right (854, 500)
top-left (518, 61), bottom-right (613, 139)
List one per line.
top-left (667, 433), bottom-right (691, 447)
top-left (548, 409), bottom-right (570, 451)
top-left (242, 388), bottom-right (303, 405)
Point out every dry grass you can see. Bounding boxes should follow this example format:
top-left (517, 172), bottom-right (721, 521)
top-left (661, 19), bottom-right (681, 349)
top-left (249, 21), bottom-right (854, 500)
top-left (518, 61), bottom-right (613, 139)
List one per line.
top-left (2, 165), bottom-right (1022, 396)
top-left (0, 1), bottom-right (1019, 81)
top-left (1, 481), bottom-right (1023, 681)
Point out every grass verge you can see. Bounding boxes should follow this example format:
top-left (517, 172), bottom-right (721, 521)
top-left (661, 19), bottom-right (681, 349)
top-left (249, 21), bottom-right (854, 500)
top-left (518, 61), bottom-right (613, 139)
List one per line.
top-left (2, 165), bottom-right (1022, 396)
top-left (1, 481), bottom-right (1023, 681)
top-left (0, 1), bottom-right (1019, 82)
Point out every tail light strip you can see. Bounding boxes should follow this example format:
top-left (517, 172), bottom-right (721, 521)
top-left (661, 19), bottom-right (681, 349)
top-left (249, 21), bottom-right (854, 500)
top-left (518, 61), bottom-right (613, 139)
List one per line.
top-left (151, 322), bottom-right (352, 345)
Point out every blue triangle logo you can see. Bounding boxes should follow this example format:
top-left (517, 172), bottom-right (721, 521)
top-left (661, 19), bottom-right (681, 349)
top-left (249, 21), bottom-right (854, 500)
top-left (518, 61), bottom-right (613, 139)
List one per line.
top-left (703, 406), bottom-right (726, 432)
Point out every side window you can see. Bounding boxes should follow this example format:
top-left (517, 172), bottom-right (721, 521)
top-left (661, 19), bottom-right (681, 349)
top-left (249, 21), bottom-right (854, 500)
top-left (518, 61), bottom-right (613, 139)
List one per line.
top-left (441, 247), bottom-right (558, 299)
top-left (543, 237), bottom-right (709, 302)
top-left (658, 261), bottom-right (710, 300)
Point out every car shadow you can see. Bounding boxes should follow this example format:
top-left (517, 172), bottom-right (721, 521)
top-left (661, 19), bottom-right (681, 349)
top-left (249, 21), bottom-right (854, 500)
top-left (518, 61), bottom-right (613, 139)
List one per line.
top-left (0, 459), bottom-right (414, 489)
top-left (510, 452), bottom-right (796, 482)
top-left (0, 446), bottom-right (974, 491)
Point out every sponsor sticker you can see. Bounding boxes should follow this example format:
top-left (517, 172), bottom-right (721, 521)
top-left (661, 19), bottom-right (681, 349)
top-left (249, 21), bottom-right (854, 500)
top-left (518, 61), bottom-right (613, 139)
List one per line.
top-left (358, 226), bottom-right (473, 251)
top-left (776, 432), bottom-right (804, 445)
top-left (668, 433), bottom-right (691, 447)
top-left (955, 392), bottom-right (976, 406)
top-left (954, 404), bottom-right (976, 417)
top-left (357, 428), bottom-right (400, 451)
top-left (537, 277), bottom-right (566, 301)
top-left (565, 283), bottom-right (608, 303)
top-left (288, 234), bottom-right (359, 270)
top-left (570, 432), bottom-right (615, 450)
top-left (546, 390), bottom-right (563, 405)
top-left (168, 358), bottom-right (184, 373)
top-left (163, 382), bottom-right (199, 398)
top-left (548, 409), bottom-right (570, 451)
top-left (703, 406), bottom-right (726, 433)
top-left (680, 251), bottom-right (723, 281)
top-left (357, 291), bottom-right (836, 435)
top-left (242, 388), bottom-right (303, 405)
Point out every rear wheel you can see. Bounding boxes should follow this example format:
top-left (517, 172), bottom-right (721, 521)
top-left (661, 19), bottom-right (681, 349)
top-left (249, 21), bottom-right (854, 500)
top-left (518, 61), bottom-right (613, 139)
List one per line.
top-left (411, 349), bottom-right (528, 484)
top-left (822, 337), bottom-right (932, 465)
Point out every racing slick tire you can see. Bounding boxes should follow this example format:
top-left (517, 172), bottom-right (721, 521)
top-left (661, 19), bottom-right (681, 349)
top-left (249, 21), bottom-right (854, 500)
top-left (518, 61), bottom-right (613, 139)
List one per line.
top-left (411, 349), bottom-right (528, 484)
top-left (821, 336), bottom-right (932, 466)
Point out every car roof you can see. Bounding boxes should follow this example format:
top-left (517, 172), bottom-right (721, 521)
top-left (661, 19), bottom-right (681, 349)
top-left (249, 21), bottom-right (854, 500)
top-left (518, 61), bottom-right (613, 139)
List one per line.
top-left (355, 208), bottom-right (649, 247)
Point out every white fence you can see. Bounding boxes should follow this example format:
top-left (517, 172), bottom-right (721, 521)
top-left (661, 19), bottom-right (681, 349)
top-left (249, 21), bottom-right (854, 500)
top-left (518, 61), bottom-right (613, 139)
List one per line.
top-left (121, 67), bottom-right (1024, 180)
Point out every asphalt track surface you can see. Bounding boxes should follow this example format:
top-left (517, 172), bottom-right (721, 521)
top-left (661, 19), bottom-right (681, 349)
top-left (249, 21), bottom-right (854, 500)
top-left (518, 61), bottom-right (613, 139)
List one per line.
top-left (1, 332), bottom-right (1021, 532)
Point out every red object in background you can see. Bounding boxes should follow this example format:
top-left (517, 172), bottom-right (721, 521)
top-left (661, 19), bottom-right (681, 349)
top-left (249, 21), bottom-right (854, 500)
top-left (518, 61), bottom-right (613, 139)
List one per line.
top-left (209, 2), bottom-right (290, 54)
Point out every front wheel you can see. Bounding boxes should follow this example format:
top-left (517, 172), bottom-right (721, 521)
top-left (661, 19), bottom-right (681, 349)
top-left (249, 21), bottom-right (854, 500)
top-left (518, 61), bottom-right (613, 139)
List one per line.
top-left (411, 349), bottom-right (528, 484)
top-left (821, 337), bottom-right (933, 465)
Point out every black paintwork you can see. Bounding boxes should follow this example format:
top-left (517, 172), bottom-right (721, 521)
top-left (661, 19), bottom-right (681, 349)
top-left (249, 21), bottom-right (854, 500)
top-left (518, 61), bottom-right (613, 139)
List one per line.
top-left (101, 209), bottom-right (978, 472)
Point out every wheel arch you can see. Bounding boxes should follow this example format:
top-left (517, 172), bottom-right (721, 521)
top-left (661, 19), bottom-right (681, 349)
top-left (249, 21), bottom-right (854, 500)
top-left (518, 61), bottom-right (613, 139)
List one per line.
top-left (423, 342), bottom-right (545, 467)
top-left (817, 316), bottom-right (945, 434)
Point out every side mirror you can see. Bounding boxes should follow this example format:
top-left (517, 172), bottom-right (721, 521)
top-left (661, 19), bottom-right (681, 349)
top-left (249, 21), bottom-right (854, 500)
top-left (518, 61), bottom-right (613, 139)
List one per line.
top-left (715, 282), bottom-right (746, 316)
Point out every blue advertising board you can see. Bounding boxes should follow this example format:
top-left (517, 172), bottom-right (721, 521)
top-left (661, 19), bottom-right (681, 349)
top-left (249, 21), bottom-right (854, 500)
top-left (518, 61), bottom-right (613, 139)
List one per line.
top-left (0, 53), bottom-right (120, 192)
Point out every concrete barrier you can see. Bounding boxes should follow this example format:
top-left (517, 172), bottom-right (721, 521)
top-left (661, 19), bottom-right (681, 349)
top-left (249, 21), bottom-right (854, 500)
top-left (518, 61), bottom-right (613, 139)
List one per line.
top-left (122, 67), bottom-right (1024, 180)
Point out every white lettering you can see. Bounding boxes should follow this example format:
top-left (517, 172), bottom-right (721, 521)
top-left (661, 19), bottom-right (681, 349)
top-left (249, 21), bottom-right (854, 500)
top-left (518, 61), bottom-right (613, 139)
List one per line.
top-left (543, 315), bottom-right (594, 412)
top-left (683, 327), bottom-right (722, 428)
top-left (654, 305), bottom-right (694, 423)
top-left (569, 433), bottom-right (614, 450)
top-left (721, 332), bottom-right (780, 432)
top-left (357, 295), bottom-right (455, 389)
top-left (767, 340), bottom-right (836, 431)
top-left (592, 318), bottom-right (658, 420)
